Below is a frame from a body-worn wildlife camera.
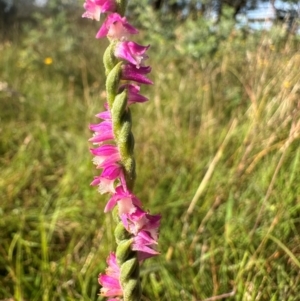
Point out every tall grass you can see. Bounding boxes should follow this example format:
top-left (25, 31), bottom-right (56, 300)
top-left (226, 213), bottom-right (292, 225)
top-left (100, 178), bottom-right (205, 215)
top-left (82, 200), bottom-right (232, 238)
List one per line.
top-left (0, 11), bottom-right (299, 301)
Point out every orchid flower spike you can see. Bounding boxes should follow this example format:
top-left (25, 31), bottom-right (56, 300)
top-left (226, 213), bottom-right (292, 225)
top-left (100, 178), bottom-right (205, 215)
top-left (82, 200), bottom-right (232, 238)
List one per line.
top-left (84, 1), bottom-right (160, 299)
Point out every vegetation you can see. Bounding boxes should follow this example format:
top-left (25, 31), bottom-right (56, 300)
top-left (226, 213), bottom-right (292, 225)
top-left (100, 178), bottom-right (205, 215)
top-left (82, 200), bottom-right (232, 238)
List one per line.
top-left (0, 8), bottom-right (299, 301)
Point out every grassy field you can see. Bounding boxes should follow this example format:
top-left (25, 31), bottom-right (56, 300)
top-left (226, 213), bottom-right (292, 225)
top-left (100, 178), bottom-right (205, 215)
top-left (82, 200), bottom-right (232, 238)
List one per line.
top-left (0, 10), bottom-right (300, 301)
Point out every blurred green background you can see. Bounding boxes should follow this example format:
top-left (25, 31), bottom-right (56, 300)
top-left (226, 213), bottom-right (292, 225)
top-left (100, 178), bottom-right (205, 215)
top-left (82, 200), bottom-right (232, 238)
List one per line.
top-left (0, 1), bottom-right (299, 300)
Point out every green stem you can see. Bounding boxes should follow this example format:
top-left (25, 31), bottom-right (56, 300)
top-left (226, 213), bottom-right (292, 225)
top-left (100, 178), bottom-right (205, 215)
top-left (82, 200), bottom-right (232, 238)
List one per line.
top-left (116, 0), bottom-right (128, 15)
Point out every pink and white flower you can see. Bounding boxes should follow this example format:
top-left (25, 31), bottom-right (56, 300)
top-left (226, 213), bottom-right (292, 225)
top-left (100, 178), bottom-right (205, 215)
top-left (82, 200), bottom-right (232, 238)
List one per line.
top-left (120, 206), bottom-right (161, 260)
top-left (115, 41), bottom-right (149, 68)
top-left (99, 253), bottom-right (123, 297)
top-left (82, 0), bottom-right (116, 21)
top-left (104, 185), bottom-right (142, 213)
top-left (91, 163), bottom-right (123, 194)
top-left (132, 230), bottom-right (160, 261)
top-left (90, 144), bottom-right (121, 168)
top-left (96, 13), bottom-right (138, 40)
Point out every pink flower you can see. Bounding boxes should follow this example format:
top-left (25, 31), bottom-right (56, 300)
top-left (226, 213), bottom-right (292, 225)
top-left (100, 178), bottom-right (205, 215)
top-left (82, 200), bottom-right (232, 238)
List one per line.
top-left (127, 207), bottom-right (160, 238)
top-left (105, 185), bottom-right (142, 213)
top-left (119, 84), bottom-right (148, 105)
top-left (120, 206), bottom-right (161, 260)
top-left (90, 144), bottom-right (121, 168)
top-left (96, 13), bottom-right (138, 39)
top-left (132, 230), bottom-right (159, 261)
top-left (99, 253), bottom-right (123, 297)
top-left (91, 164), bottom-right (122, 194)
top-left (82, 0), bottom-right (116, 21)
top-left (115, 41), bottom-right (149, 68)
top-left (95, 110), bottom-right (111, 120)
top-left (89, 120), bottom-right (114, 144)
top-left (122, 64), bottom-right (153, 85)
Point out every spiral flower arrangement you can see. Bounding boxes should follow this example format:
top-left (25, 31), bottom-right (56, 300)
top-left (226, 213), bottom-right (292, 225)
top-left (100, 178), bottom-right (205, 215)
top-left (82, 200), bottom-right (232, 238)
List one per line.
top-left (82, 1), bottom-right (161, 300)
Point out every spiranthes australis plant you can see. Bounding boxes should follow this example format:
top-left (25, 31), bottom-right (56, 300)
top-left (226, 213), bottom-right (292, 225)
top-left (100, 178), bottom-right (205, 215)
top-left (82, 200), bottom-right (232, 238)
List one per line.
top-left (82, 1), bottom-right (161, 300)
